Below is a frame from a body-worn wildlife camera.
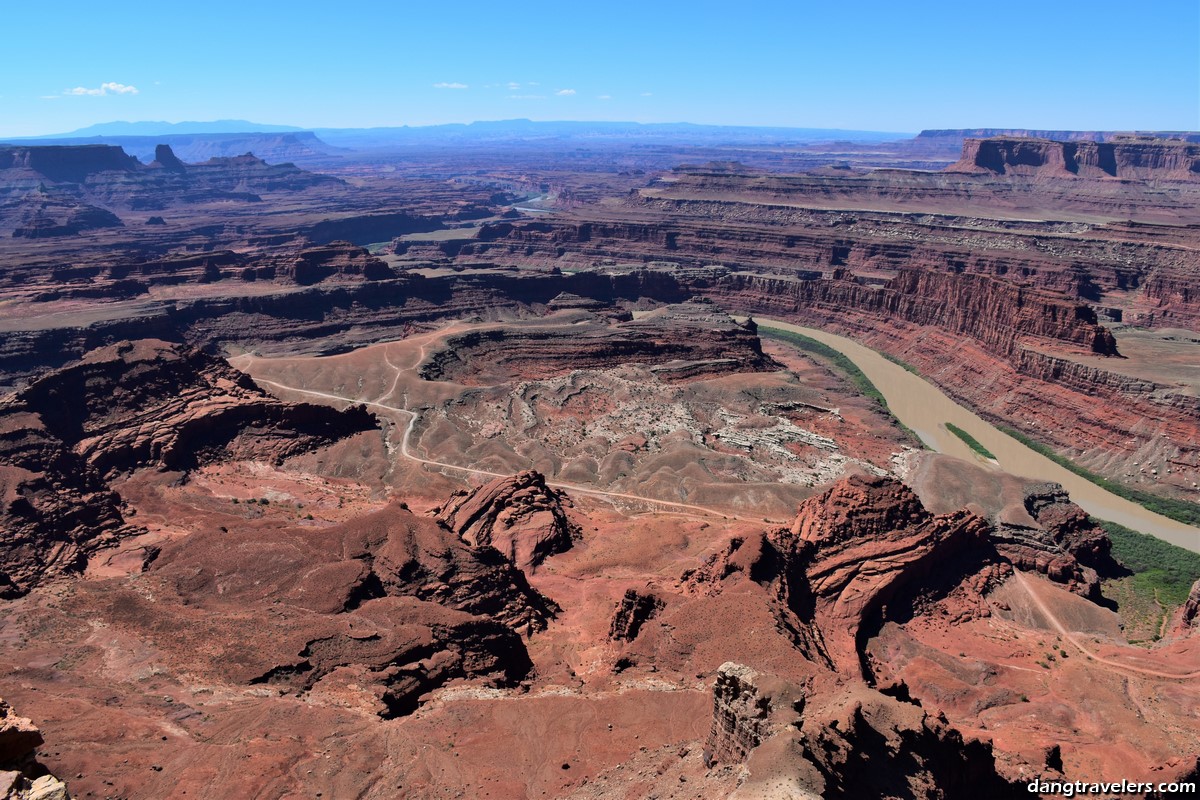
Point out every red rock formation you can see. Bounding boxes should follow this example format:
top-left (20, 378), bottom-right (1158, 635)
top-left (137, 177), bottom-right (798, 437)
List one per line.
top-left (950, 137), bottom-right (1200, 180)
top-left (1178, 579), bottom-right (1200, 632)
top-left (608, 588), bottom-right (665, 641)
top-left (705, 662), bottom-right (773, 765)
top-left (702, 270), bottom-right (1118, 357)
top-left (790, 687), bottom-right (1023, 799)
top-left (991, 483), bottom-right (1111, 598)
top-left (700, 663), bottom-right (1022, 797)
top-left (0, 700), bottom-right (42, 766)
top-left (420, 301), bottom-right (776, 385)
top-left (8, 191), bottom-right (123, 238)
top-left (17, 339), bottom-right (376, 476)
top-left (99, 501), bottom-right (553, 717)
top-left (436, 470), bottom-right (578, 572)
top-left (686, 475), bottom-right (1112, 679)
top-left (0, 407), bottom-right (132, 597)
top-left (274, 241), bottom-right (396, 285)
top-left (773, 475), bottom-right (995, 675)
top-left (0, 339), bottom-right (376, 596)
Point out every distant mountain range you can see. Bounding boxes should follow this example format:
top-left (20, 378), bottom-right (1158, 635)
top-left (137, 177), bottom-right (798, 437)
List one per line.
top-left (13, 119), bottom-right (912, 148)
top-left (28, 120), bottom-right (306, 138)
top-left (311, 120), bottom-right (912, 148)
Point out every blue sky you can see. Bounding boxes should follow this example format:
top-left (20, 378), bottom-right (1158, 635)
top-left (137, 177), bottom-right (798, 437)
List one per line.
top-left (2, 0), bottom-right (1197, 137)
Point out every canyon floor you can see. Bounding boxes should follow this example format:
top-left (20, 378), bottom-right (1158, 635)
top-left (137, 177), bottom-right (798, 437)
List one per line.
top-left (1, 129), bottom-right (1199, 799)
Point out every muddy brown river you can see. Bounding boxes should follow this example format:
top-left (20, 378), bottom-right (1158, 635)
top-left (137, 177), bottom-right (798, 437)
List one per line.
top-left (758, 319), bottom-right (1200, 554)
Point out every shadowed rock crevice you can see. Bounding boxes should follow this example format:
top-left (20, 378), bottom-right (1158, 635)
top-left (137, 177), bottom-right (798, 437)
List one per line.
top-left (609, 589), bottom-right (665, 641)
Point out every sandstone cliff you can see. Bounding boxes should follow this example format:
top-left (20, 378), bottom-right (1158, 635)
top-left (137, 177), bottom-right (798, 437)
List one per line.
top-left (701, 663), bottom-right (1022, 798)
top-left (950, 137), bottom-right (1200, 180)
top-left (0, 144), bottom-right (138, 183)
top-left (420, 300), bottom-right (776, 385)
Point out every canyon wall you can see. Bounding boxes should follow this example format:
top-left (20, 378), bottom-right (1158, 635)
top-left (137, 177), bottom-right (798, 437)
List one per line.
top-left (950, 137), bottom-right (1200, 180)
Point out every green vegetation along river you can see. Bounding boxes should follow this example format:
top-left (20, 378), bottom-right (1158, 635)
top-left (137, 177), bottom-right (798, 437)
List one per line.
top-left (757, 319), bottom-right (1200, 555)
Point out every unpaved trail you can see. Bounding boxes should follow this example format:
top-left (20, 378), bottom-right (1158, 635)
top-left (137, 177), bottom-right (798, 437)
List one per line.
top-left (247, 375), bottom-right (776, 525)
top-left (1012, 571), bottom-right (1200, 680)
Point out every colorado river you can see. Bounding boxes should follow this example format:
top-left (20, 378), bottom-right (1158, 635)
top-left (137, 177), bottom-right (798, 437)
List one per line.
top-left (758, 318), bottom-right (1200, 554)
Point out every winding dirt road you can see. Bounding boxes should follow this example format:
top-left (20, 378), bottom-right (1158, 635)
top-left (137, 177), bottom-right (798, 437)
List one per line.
top-left (246, 373), bottom-right (773, 525)
top-left (1012, 571), bottom-right (1200, 681)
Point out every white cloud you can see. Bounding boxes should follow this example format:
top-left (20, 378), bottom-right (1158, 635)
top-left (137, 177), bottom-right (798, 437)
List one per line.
top-left (555, 88), bottom-right (576, 96)
top-left (598, 94), bottom-right (612, 100)
top-left (433, 82), bottom-right (468, 90)
top-left (65, 82), bottom-right (139, 96)
top-left (527, 81), bottom-right (540, 86)
top-left (640, 92), bottom-right (653, 97)
top-left (506, 81), bottom-right (521, 90)
top-left (508, 94), bottom-right (546, 100)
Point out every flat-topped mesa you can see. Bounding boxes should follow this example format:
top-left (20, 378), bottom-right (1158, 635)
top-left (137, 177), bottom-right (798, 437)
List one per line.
top-left (919, 129), bottom-right (1200, 144)
top-left (0, 144), bottom-right (139, 183)
top-left (949, 137), bottom-right (1200, 180)
top-left (436, 470), bottom-right (578, 573)
top-left (419, 300), bottom-right (778, 385)
top-left (274, 240), bottom-right (396, 285)
top-left (0, 143), bottom-right (342, 209)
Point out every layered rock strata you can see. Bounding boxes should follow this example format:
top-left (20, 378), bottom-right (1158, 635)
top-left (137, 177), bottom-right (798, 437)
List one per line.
top-left (435, 470), bottom-right (578, 572)
top-left (686, 474), bottom-right (1131, 795)
top-left (420, 301), bottom-right (776, 384)
top-left (950, 137), bottom-right (1200, 180)
top-left (705, 662), bottom-right (773, 766)
top-left (609, 589), bottom-right (665, 642)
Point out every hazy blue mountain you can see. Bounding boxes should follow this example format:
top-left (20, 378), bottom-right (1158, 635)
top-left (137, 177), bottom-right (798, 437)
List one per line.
top-left (312, 119), bottom-right (912, 149)
top-left (31, 120), bottom-right (305, 138)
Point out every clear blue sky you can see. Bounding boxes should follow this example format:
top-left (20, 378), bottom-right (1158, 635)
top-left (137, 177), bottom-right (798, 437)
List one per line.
top-left (2, 0), bottom-right (1197, 137)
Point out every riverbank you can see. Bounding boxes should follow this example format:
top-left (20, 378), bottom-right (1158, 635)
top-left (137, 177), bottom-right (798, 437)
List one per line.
top-left (757, 318), bottom-right (1200, 555)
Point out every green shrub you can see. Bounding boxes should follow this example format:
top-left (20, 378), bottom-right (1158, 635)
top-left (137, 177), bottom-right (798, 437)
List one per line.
top-left (1098, 519), bottom-right (1200, 608)
top-left (945, 423), bottom-right (996, 460)
top-left (760, 327), bottom-right (886, 407)
top-left (760, 326), bottom-right (924, 446)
